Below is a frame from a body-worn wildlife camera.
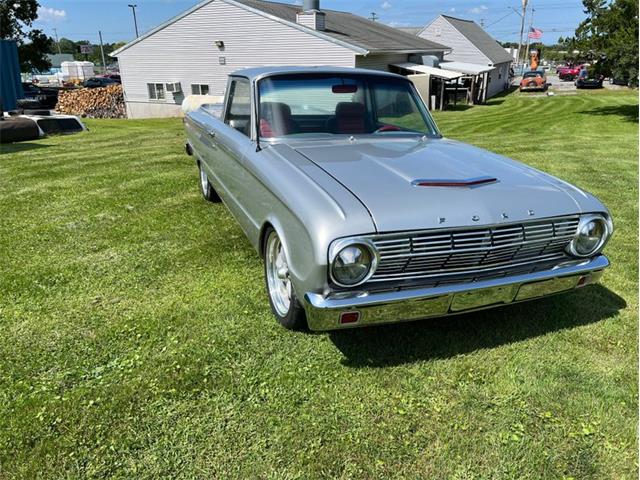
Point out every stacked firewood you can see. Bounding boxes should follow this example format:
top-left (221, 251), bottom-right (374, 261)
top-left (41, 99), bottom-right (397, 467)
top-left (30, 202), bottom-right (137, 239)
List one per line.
top-left (56, 85), bottom-right (126, 118)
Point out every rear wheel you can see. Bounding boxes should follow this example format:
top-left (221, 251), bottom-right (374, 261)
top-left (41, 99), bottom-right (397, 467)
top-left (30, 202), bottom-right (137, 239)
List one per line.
top-left (198, 161), bottom-right (221, 202)
top-left (264, 229), bottom-right (307, 330)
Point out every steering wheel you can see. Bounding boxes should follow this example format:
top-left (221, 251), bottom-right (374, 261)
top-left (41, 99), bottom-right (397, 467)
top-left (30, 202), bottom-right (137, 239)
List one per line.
top-left (374, 125), bottom-right (403, 133)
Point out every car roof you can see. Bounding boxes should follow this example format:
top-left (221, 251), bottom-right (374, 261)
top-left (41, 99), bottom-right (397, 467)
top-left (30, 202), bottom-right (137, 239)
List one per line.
top-left (230, 66), bottom-right (405, 82)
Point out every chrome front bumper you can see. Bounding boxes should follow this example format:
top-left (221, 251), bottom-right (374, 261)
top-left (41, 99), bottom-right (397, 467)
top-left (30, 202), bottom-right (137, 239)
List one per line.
top-left (303, 255), bottom-right (609, 331)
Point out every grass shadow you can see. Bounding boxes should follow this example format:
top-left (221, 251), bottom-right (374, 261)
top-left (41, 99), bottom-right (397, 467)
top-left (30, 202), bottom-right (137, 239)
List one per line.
top-left (490, 86), bottom-right (519, 100)
top-left (444, 104), bottom-right (474, 112)
top-left (579, 104), bottom-right (639, 123)
top-left (478, 99), bottom-right (505, 106)
top-left (328, 285), bottom-right (626, 367)
top-left (0, 142), bottom-right (50, 154)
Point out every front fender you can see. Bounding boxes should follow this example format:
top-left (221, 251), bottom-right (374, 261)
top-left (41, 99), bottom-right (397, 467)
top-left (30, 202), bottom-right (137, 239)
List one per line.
top-left (248, 144), bottom-right (375, 297)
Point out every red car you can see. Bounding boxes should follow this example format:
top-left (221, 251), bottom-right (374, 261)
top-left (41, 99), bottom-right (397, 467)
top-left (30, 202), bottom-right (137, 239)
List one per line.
top-left (558, 64), bottom-right (587, 81)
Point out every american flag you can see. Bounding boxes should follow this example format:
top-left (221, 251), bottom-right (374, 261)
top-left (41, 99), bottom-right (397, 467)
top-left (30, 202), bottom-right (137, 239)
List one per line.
top-left (528, 27), bottom-right (543, 39)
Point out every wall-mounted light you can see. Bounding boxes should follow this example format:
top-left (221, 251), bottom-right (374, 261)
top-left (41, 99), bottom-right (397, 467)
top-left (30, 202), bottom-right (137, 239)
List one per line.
top-left (214, 40), bottom-right (225, 49)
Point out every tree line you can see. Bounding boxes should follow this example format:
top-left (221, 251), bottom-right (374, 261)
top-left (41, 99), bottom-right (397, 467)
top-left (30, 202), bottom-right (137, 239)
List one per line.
top-left (568, 0), bottom-right (638, 84)
top-left (0, 0), bottom-right (125, 72)
top-left (50, 38), bottom-right (127, 68)
top-left (502, 0), bottom-right (638, 84)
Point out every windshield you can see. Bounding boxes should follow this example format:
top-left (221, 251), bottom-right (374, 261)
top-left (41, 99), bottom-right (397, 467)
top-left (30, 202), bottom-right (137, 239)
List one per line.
top-left (257, 74), bottom-right (439, 138)
top-left (523, 71), bottom-right (543, 78)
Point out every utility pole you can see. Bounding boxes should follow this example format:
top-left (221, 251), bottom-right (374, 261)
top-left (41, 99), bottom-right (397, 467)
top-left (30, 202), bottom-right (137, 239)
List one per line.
top-left (128, 4), bottom-right (139, 38)
top-left (53, 27), bottom-right (62, 54)
top-left (99, 30), bottom-right (107, 74)
top-left (524, 7), bottom-right (535, 67)
top-left (369, 12), bottom-right (378, 21)
top-left (480, 18), bottom-right (485, 28)
top-left (517, 0), bottom-right (528, 68)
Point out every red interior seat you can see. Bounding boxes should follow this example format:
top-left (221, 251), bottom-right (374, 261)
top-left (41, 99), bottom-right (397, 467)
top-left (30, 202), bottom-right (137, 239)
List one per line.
top-left (334, 102), bottom-right (366, 134)
top-left (260, 102), bottom-right (295, 137)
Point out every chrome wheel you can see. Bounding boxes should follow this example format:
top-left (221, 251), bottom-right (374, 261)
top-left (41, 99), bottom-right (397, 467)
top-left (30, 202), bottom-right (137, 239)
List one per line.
top-left (199, 165), bottom-right (209, 194)
top-left (265, 232), bottom-right (291, 317)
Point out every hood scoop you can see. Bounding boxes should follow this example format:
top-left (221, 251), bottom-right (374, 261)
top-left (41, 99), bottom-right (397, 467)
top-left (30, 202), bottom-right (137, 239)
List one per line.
top-left (412, 176), bottom-right (498, 187)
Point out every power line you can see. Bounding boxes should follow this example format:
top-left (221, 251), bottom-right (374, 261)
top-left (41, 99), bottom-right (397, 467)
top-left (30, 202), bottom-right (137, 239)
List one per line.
top-left (486, 10), bottom-right (515, 28)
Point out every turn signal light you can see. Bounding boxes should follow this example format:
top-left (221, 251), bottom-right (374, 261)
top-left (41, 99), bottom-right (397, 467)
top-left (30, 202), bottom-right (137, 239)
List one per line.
top-left (340, 311), bottom-right (360, 324)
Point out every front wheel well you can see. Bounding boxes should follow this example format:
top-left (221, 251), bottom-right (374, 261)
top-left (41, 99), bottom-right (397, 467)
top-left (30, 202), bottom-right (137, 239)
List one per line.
top-left (258, 222), bottom-right (275, 259)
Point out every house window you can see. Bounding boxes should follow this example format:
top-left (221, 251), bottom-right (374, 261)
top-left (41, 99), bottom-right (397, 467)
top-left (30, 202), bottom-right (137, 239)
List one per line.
top-left (147, 83), bottom-right (165, 100)
top-left (191, 84), bottom-right (210, 95)
top-left (435, 27), bottom-right (442, 37)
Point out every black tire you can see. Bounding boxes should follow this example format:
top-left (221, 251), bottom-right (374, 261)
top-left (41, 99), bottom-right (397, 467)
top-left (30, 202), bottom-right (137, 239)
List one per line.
top-left (198, 161), bottom-right (221, 202)
top-left (263, 228), bottom-right (307, 330)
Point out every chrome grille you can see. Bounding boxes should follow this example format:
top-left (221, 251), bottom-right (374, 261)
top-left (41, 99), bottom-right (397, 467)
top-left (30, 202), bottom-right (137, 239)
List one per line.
top-left (369, 216), bottom-right (579, 283)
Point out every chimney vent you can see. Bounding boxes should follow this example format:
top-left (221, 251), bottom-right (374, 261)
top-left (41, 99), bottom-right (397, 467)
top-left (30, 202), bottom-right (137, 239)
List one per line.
top-left (303, 0), bottom-right (320, 11)
top-left (297, 1), bottom-right (325, 31)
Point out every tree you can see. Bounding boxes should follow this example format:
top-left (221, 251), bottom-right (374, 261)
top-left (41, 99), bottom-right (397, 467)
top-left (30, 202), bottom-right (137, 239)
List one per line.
top-left (56, 37), bottom-right (79, 55)
top-left (48, 37), bottom-right (126, 68)
top-left (19, 30), bottom-right (53, 72)
top-left (0, 0), bottom-right (53, 72)
top-left (572, 0), bottom-right (639, 84)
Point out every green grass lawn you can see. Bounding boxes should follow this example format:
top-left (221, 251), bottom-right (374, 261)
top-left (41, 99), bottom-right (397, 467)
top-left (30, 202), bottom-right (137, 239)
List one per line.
top-left (1, 90), bottom-right (637, 479)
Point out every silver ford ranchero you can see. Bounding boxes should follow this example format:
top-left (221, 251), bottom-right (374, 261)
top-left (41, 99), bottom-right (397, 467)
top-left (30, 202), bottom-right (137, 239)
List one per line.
top-left (183, 66), bottom-right (612, 331)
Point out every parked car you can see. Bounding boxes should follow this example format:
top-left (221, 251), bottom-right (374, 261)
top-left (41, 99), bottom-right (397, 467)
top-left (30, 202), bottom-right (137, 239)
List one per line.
top-left (184, 66), bottom-right (613, 331)
top-left (576, 75), bottom-right (604, 89)
top-left (558, 64), bottom-right (587, 81)
top-left (99, 73), bottom-right (121, 83)
top-left (609, 76), bottom-right (630, 86)
top-left (519, 70), bottom-right (548, 92)
top-left (83, 77), bottom-right (119, 88)
top-left (21, 82), bottom-right (59, 109)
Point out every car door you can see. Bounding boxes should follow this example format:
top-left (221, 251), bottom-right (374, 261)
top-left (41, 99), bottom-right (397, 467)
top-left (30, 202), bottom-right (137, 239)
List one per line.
top-left (201, 76), bottom-right (257, 237)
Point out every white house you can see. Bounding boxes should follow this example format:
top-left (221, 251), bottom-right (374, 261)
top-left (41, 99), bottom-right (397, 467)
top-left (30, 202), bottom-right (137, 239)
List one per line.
top-left (417, 15), bottom-right (514, 99)
top-left (111, 0), bottom-right (449, 118)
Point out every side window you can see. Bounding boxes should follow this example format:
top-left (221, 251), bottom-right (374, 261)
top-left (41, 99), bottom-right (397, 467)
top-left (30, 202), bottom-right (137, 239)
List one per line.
top-left (224, 79), bottom-right (251, 137)
top-left (191, 84), bottom-right (210, 95)
top-left (373, 82), bottom-right (422, 132)
top-left (147, 83), bottom-right (165, 100)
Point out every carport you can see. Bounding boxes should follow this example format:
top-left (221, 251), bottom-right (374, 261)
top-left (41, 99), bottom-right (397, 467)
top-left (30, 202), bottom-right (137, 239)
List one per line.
top-left (440, 61), bottom-right (495, 104)
top-left (390, 62), bottom-right (464, 110)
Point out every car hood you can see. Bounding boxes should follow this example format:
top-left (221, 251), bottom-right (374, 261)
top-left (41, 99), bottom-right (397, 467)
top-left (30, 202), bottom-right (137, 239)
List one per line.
top-left (291, 137), bottom-right (592, 233)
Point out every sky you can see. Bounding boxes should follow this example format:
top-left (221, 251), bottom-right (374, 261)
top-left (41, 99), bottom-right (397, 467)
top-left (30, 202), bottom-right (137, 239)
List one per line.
top-left (34, 0), bottom-right (587, 46)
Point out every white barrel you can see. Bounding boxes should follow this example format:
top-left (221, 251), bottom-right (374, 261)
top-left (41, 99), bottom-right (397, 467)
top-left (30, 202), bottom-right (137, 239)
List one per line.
top-left (181, 95), bottom-right (224, 116)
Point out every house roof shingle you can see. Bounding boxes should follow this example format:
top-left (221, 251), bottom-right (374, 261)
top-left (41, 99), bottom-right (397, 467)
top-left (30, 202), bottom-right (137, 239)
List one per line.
top-left (236, 0), bottom-right (449, 53)
top-left (112, 0), bottom-right (450, 57)
top-left (439, 15), bottom-right (513, 64)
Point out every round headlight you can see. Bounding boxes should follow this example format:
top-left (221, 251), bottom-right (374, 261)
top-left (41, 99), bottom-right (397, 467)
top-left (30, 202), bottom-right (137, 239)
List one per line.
top-left (568, 215), bottom-right (610, 257)
top-left (330, 241), bottom-right (377, 287)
